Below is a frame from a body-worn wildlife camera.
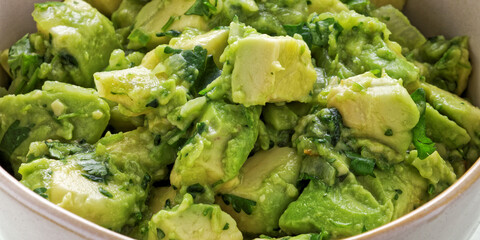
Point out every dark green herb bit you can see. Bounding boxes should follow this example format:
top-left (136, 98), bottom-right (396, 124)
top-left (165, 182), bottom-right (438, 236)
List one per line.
top-left (221, 194), bottom-right (257, 215)
top-left (146, 99), bottom-right (159, 108)
top-left (78, 156), bottom-right (110, 183)
top-left (164, 199), bottom-right (171, 209)
top-left (141, 174), bottom-right (151, 190)
top-left (384, 129), bottom-right (393, 136)
top-left (345, 151), bottom-right (376, 176)
top-left (157, 228), bottom-right (166, 239)
top-left (33, 187), bottom-right (48, 199)
top-left (156, 30), bottom-right (182, 38)
top-left (99, 187), bottom-right (113, 198)
top-left (223, 223), bottom-right (229, 230)
top-left (410, 88), bottom-right (436, 159)
top-left (203, 207), bottom-right (213, 218)
top-left (186, 183), bottom-right (205, 198)
top-left (427, 184), bottom-right (435, 195)
top-left (161, 16), bottom-right (177, 32)
top-left (0, 120), bottom-right (32, 156)
top-left (185, 0), bottom-right (216, 17)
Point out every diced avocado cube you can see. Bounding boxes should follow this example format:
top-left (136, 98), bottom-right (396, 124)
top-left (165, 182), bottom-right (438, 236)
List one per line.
top-left (128, 0), bottom-right (208, 50)
top-left (279, 175), bottom-right (393, 238)
top-left (148, 186), bottom-right (178, 214)
top-left (19, 151), bottom-right (147, 231)
top-left (33, 0), bottom-right (120, 88)
top-left (94, 66), bottom-right (164, 116)
top-left (217, 147), bottom-right (302, 234)
top-left (84, 0), bottom-right (122, 17)
top-left (307, 0), bottom-right (348, 14)
top-left (230, 35), bottom-right (316, 106)
top-left (410, 151), bottom-right (457, 186)
top-left (425, 103), bottom-right (470, 149)
top-left (422, 82), bottom-right (480, 148)
top-left (0, 81), bottom-right (110, 173)
top-left (328, 72), bottom-right (420, 153)
top-left (147, 194), bottom-right (242, 240)
top-left (170, 101), bottom-right (260, 188)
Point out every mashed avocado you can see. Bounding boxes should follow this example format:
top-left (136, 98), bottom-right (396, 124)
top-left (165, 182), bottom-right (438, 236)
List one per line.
top-left (0, 0), bottom-right (479, 239)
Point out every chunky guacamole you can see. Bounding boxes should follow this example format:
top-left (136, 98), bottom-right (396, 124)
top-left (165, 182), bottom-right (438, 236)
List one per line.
top-left (0, 0), bottom-right (478, 239)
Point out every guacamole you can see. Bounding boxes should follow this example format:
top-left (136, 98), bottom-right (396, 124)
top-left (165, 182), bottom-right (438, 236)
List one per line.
top-left (1, 0), bottom-right (479, 239)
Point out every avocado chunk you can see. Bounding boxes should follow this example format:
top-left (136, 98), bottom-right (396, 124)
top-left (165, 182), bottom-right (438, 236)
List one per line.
top-left (328, 72), bottom-right (420, 153)
top-left (147, 194), bottom-right (242, 240)
top-left (279, 175), bottom-right (393, 238)
top-left (409, 151), bottom-right (457, 187)
top-left (357, 162), bottom-right (429, 220)
top-left (94, 66), bottom-right (165, 116)
top-left (84, 0), bottom-right (122, 16)
top-left (254, 233), bottom-right (328, 240)
top-left (170, 101), bottom-right (260, 189)
top-left (307, 0), bottom-right (348, 14)
top-left (0, 81), bottom-right (110, 173)
top-left (425, 103), bottom-right (470, 149)
top-left (306, 10), bottom-right (419, 88)
top-left (31, 0), bottom-right (120, 88)
top-left (230, 34), bottom-right (316, 106)
top-left (19, 142), bottom-right (148, 231)
top-left (128, 0), bottom-right (208, 50)
top-left (98, 127), bottom-right (174, 180)
top-left (217, 147), bottom-right (302, 234)
top-left (421, 82), bottom-right (480, 150)
top-left (148, 186), bottom-right (178, 214)
top-left (410, 36), bottom-right (472, 95)
top-left (170, 28), bottom-right (230, 68)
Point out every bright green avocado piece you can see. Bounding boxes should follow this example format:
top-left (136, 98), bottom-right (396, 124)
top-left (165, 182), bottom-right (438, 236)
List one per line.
top-left (32, 0), bottom-right (121, 88)
top-left (310, 10), bottom-right (420, 88)
top-left (229, 34), bottom-right (316, 106)
top-left (170, 101), bottom-right (261, 189)
top-left (308, 0), bottom-right (348, 14)
top-left (425, 103), bottom-right (470, 149)
top-left (0, 81), bottom-right (110, 173)
top-left (410, 151), bottom-right (457, 187)
top-left (19, 144), bottom-right (148, 231)
top-left (327, 72), bottom-right (420, 154)
top-left (217, 147), bottom-right (302, 234)
top-left (421, 82), bottom-right (480, 148)
top-left (84, 0), bottom-right (122, 16)
top-left (128, 0), bottom-right (208, 50)
top-left (98, 127), bottom-right (174, 180)
top-left (147, 194), bottom-right (243, 240)
top-left (279, 175), bottom-right (393, 238)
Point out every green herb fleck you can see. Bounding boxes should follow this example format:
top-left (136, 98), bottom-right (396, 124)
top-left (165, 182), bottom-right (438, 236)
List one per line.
top-left (186, 183), bottom-right (205, 198)
top-left (161, 16), bottom-right (177, 32)
top-left (99, 187), bottom-right (113, 198)
top-left (345, 151), bottom-right (376, 176)
top-left (223, 223), bottom-right (229, 230)
top-left (156, 228), bottom-right (165, 239)
top-left (221, 194), bottom-right (256, 215)
top-left (411, 88), bottom-right (436, 159)
top-left (0, 120), bottom-right (32, 156)
top-left (33, 187), bottom-right (48, 198)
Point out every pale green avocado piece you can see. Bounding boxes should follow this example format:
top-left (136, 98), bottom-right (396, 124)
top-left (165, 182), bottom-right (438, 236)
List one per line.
top-left (170, 101), bottom-right (261, 188)
top-left (147, 194), bottom-right (243, 240)
top-left (19, 149), bottom-right (147, 231)
top-left (167, 96), bottom-right (208, 130)
top-left (128, 0), bottom-right (209, 50)
top-left (409, 151), bottom-right (457, 186)
top-left (216, 147), bottom-right (302, 234)
top-left (104, 49), bottom-right (145, 71)
top-left (112, 0), bottom-right (147, 29)
top-left (170, 28), bottom-right (230, 68)
top-left (149, 186), bottom-right (178, 214)
top-left (371, 5), bottom-right (426, 50)
top-left (279, 175), bottom-right (394, 238)
top-left (263, 104), bottom-right (299, 131)
top-left (98, 127), bottom-right (174, 180)
top-left (84, 0), bottom-right (122, 16)
top-left (308, 0), bottom-right (348, 14)
top-left (310, 11), bottom-right (420, 89)
top-left (0, 81), bottom-right (110, 173)
top-left (425, 103), bottom-right (470, 149)
top-left (357, 162), bottom-right (429, 220)
top-left (94, 66), bottom-right (164, 116)
top-left (421, 82), bottom-right (480, 147)
top-left (33, 0), bottom-right (121, 88)
top-left (229, 34), bottom-right (316, 106)
top-left (327, 72), bottom-right (420, 153)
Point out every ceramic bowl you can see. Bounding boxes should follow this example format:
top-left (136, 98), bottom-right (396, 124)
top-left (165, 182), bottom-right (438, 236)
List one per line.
top-left (1, 0), bottom-right (480, 239)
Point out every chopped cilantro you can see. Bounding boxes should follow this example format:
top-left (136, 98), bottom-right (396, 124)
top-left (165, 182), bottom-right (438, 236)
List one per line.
top-left (99, 187), bottom-right (113, 198)
top-left (186, 183), bottom-right (205, 198)
top-left (345, 151), bottom-right (376, 176)
top-left (410, 88), bottom-right (436, 159)
top-left (156, 30), bottom-right (182, 38)
top-left (221, 194), bottom-right (257, 215)
top-left (156, 228), bottom-right (166, 239)
top-left (384, 129), bottom-right (393, 136)
top-left (33, 187), bottom-right (48, 199)
top-left (185, 0), bottom-right (216, 17)
top-left (223, 223), bottom-right (229, 230)
top-left (0, 120), bottom-right (32, 156)
top-left (161, 16), bottom-right (178, 32)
